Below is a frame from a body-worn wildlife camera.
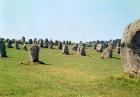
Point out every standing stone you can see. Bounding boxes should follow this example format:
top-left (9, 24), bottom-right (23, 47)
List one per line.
top-left (66, 41), bottom-right (69, 45)
top-left (0, 40), bottom-right (7, 57)
top-left (77, 44), bottom-right (81, 54)
top-left (116, 42), bottom-right (121, 54)
top-left (79, 46), bottom-right (86, 56)
top-left (43, 43), bottom-right (48, 48)
top-left (45, 38), bottom-right (49, 44)
top-left (15, 41), bottom-right (19, 49)
top-left (101, 47), bottom-right (113, 59)
top-left (22, 42), bottom-right (28, 51)
top-left (7, 40), bottom-right (12, 48)
top-left (29, 45), bottom-right (39, 62)
top-left (94, 40), bottom-right (99, 49)
top-left (72, 44), bottom-right (78, 51)
top-left (62, 41), bottom-right (65, 44)
top-left (29, 39), bottom-right (33, 44)
top-left (68, 41), bottom-right (72, 45)
top-left (54, 40), bottom-right (59, 46)
top-left (6, 39), bottom-right (9, 43)
top-left (39, 39), bottom-right (43, 47)
top-left (121, 19), bottom-right (140, 77)
top-left (62, 44), bottom-right (69, 55)
top-left (93, 43), bottom-right (97, 49)
top-left (43, 38), bottom-right (48, 48)
top-left (22, 36), bottom-right (25, 44)
top-left (49, 40), bottom-right (53, 49)
top-left (58, 41), bottom-right (62, 50)
top-left (96, 43), bottom-right (103, 52)
top-left (33, 38), bottom-right (37, 44)
top-left (108, 43), bottom-right (113, 50)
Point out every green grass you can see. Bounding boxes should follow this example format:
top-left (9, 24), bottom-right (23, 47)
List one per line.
top-left (0, 45), bottom-right (140, 97)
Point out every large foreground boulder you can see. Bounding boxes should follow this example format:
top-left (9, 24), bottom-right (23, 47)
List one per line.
top-left (0, 40), bottom-right (7, 57)
top-left (29, 45), bottom-right (39, 62)
top-left (121, 19), bottom-right (140, 77)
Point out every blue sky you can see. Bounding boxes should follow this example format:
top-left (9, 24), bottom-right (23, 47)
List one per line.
top-left (0, 0), bottom-right (140, 42)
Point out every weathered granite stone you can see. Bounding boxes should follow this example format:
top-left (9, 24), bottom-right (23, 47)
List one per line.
top-left (101, 47), bottom-right (113, 59)
top-left (58, 41), bottom-right (62, 50)
top-left (79, 46), bottom-right (86, 56)
top-left (121, 19), bottom-right (140, 77)
top-left (62, 44), bottom-right (69, 55)
top-left (29, 45), bottom-right (39, 62)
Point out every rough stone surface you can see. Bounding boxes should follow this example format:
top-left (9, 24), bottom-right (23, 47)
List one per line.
top-left (49, 40), bottom-right (53, 49)
top-left (43, 43), bottom-right (48, 48)
top-left (72, 44), bottom-right (78, 51)
top-left (96, 44), bottom-right (103, 52)
top-left (101, 47), bottom-right (112, 59)
top-left (0, 40), bottom-right (7, 57)
top-left (77, 44), bottom-right (81, 54)
top-left (62, 44), bottom-right (69, 55)
top-left (29, 45), bottom-right (39, 62)
top-left (43, 38), bottom-right (49, 48)
top-left (39, 39), bottom-right (43, 47)
top-left (33, 38), bottom-right (37, 44)
top-left (15, 41), bottom-right (19, 49)
top-left (116, 42), bottom-right (121, 54)
top-left (121, 19), bottom-right (140, 77)
top-left (7, 40), bottom-right (12, 48)
top-left (58, 41), bottom-right (62, 50)
top-left (80, 46), bottom-right (86, 56)
top-left (93, 43), bottom-right (98, 49)
top-left (22, 36), bottom-right (25, 44)
top-left (29, 39), bottom-right (33, 44)
top-left (22, 42), bottom-right (28, 51)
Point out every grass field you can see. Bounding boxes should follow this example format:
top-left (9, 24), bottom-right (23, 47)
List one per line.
top-left (0, 45), bottom-right (140, 97)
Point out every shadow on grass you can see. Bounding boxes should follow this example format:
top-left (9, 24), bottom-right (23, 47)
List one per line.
top-left (20, 61), bottom-right (51, 65)
top-left (112, 57), bottom-right (121, 60)
top-left (87, 55), bottom-right (92, 57)
top-left (0, 56), bottom-right (12, 59)
top-left (61, 53), bottom-right (74, 55)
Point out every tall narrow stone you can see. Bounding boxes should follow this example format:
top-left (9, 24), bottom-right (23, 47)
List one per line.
top-left (62, 44), bottom-right (69, 55)
top-left (7, 40), bottom-right (12, 48)
top-left (29, 45), bottom-right (39, 62)
top-left (15, 41), bottom-right (19, 49)
top-left (116, 42), bottom-right (121, 54)
top-left (0, 40), bottom-right (7, 57)
top-left (58, 41), bottom-right (62, 50)
top-left (49, 40), bottom-right (53, 49)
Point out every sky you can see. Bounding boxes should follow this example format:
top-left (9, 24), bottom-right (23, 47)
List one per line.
top-left (0, 0), bottom-right (140, 42)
